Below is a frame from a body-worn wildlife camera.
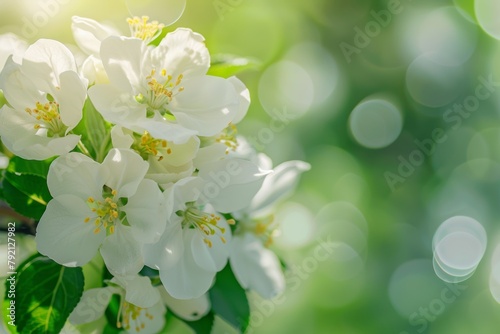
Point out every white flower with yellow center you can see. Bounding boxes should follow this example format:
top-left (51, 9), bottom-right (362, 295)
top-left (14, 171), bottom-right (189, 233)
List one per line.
top-left (36, 148), bottom-right (168, 276)
top-left (0, 39), bottom-right (87, 160)
top-left (70, 275), bottom-right (165, 334)
top-left (111, 125), bottom-right (199, 186)
top-left (230, 157), bottom-right (311, 299)
top-left (144, 158), bottom-right (270, 299)
top-left (88, 27), bottom-right (245, 144)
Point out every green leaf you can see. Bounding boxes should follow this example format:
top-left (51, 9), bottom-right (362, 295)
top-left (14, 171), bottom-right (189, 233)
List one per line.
top-left (2, 286), bottom-right (18, 334)
top-left (208, 54), bottom-right (260, 78)
top-left (171, 311), bottom-right (214, 334)
top-left (10, 254), bottom-right (84, 334)
top-left (1, 156), bottom-right (53, 219)
top-left (209, 265), bottom-right (250, 333)
top-left (1, 178), bottom-right (48, 220)
top-left (7, 156), bottom-right (53, 179)
top-left (104, 294), bottom-right (121, 331)
top-left (72, 99), bottom-right (111, 162)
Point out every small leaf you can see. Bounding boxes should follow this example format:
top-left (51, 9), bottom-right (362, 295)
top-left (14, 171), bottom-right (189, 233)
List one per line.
top-left (170, 311), bottom-right (214, 334)
top-left (209, 265), bottom-right (250, 333)
top-left (72, 99), bottom-right (111, 162)
top-left (1, 178), bottom-right (48, 220)
top-left (208, 54), bottom-right (260, 78)
top-left (1, 156), bottom-right (53, 219)
top-left (10, 254), bottom-right (85, 334)
top-left (7, 156), bottom-right (53, 179)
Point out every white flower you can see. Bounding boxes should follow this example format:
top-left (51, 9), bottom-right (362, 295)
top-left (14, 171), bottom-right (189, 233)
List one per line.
top-left (144, 158), bottom-right (269, 299)
top-left (111, 126), bottom-right (199, 186)
top-left (230, 158), bottom-right (310, 299)
top-left (70, 274), bottom-right (165, 334)
top-left (0, 39), bottom-right (87, 160)
top-left (36, 148), bottom-right (168, 276)
top-left (88, 28), bottom-right (245, 144)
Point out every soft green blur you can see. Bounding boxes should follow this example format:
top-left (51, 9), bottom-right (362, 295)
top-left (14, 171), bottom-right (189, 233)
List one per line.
top-left (3, 0), bottom-right (500, 333)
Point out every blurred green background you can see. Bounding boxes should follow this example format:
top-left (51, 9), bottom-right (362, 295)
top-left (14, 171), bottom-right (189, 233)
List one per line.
top-left (2, 0), bottom-right (500, 333)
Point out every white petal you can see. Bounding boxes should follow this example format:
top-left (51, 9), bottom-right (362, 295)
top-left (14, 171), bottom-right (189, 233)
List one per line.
top-left (22, 39), bottom-right (77, 91)
top-left (100, 36), bottom-right (144, 92)
top-left (69, 287), bottom-right (113, 324)
top-left (134, 117), bottom-right (197, 144)
top-left (72, 16), bottom-right (120, 56)
top-left (111, 275), bottom-right (160, 308)
top-left (172, 176), bottom-right (206, 206)
top-left (36, 195), bottom-right (104, 267)
top-left (206, 214), bottom-right (232, 271)
top-left (143, 220), bottom-right (184, 271)
top-left (170, 76), bottom-right (239, 137)
top-left (230, 233), bottom-right (285, 299)
top-left (227, 76), bottom-right (250, 124)
top-left (53, 70), bottom-right (86, 131)
top-left (0, 33), bottom-right (27, 69)
top-left (100, 226), bottom-right (144, 276)
top-left (197, 158), bottom-right (270, 212)
top-left (160, 288), bottom-right (210, 321)
top-left (248, 160), bottom-right (311, 216)
top-left (147, 159), bottom-right (194, 186)
top-left (47, 152), bottom-right (106, 199)
top-left (81, 55), bottom-right (109, 85)
top-left (162, 135), bottom-right (199, 167)
top-left (0, 57), bottom-right (43, 111)
top-left (193, 143), bottom-right (227, 169)
top-left (110, 126), bottom-right (134, 149)
top-left (123, 179), bottom-right (168, 244)
top-left (191, 232), bottom-right (217, 272)
top-left (101, 149), bottom-right (148, 198)
top-left (160, 230), bottom-right (215, 300)
top-left (156, 28), bottom-right (210, 78)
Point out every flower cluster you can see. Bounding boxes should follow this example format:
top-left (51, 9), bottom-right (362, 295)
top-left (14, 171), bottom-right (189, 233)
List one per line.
top-left (0, 16), bottom-right (309, 333)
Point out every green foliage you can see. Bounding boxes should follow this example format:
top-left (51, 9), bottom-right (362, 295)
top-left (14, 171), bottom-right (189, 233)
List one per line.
top-left (1, 157), bottom-right (53, 220)
top-left (209, 265), bottom-right (250, 333)
top-left (208, 54), bottom-right (260, 78)
top-left (6, 254), bottom-right (84, 334)
top-left (72, 99), bottom-right (111, 162)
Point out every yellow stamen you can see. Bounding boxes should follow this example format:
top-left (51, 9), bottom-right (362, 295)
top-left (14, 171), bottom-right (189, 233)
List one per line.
top-left (26, 100), bottom-right (66, 136)
top-left (126, 16), bottom-right (164, 42)
top-left (216, 123), bottom-right (239, 153)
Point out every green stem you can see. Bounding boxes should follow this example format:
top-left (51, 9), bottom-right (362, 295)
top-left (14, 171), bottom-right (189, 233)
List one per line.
top-left (77, 140), bottom-right (91, 157)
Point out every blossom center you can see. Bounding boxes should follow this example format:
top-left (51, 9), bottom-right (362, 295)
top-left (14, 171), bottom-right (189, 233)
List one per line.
top-left (84, 189), bottom-right (120, 235)
top-left (132, 131), bottom-right (172, 161)
top-left (135, 69), bottom-right (184, 112)
top-left (117, 300), bottom-right (154, 332)
top-left (127, 16), bottom-right (164, 43)
top-left (25, 100), bottom-right (67, 137)
top-left (182, 207), bottom-right (230, 247)
top-left (216, 123), bottom-right (239, 153)
top-left (253, 215), bottom-right (275, 247)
